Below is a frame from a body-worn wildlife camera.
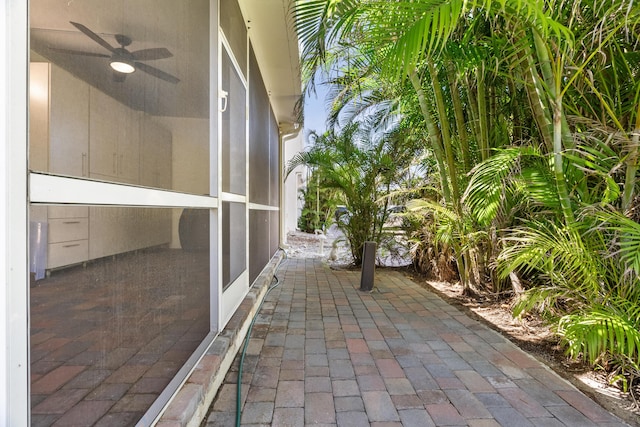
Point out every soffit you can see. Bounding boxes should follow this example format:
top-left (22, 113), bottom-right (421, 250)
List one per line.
top-left (238, 0), bottom-right (302, 125)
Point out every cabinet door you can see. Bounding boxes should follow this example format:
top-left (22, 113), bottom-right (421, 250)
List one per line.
top-left (155, 132), bottom-right (172, 190)
top-left (89, 88), bottom-right (140, 183)
top-left (140, 118), bottom-right (172, 189)
top-left (49, 65), bottom-right (89, 177)
top-left (89, 207), bottom-right (130, 259)
top-left (47, 240), bottom-right (89, 269)
top-left (89, 88), bottom-right (119, 180)
top-left (117, 110), bottom-right (140, 184)
top-left (29, 62), bottom-right (50, 172)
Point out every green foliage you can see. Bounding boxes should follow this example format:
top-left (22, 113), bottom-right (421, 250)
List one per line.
top-left (294, 0), bottom-right (640, 385)
top-left (286, 122), bottom-right (417, 265)
top-left (559, 305), bottom-right (640, 366)
top-left (463, 146), bottom-right (544, 226)
top-left (501, 208), bottom-right (640, 374)
top-left (296, 170), bottom-right (341, 233)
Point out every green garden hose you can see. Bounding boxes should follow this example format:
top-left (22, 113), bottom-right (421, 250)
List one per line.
top-left (235, 250), bottom-right (287, 426)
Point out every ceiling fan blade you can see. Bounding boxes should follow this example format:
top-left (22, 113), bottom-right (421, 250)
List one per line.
top-left (131, 48), bottom-right (173, 61)
top-left (135, 62), bottom-right (180, 84)
top-left (49, 47), bottom-right (110, 58)
top-left (70, 21), bottom-right (116, 53)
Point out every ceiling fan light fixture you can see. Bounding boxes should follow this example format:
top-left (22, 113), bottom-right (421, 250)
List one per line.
top-left (110, 59), bottom-right (135, 74)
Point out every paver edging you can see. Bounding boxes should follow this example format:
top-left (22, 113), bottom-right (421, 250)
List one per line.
top-left (157, 250), bottom-right (285, 426)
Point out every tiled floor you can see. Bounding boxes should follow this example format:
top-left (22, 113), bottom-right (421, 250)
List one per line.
top-left (206, 258), bottom-right (628, 426)
top-left (30, 248), bottom-right (210, 426)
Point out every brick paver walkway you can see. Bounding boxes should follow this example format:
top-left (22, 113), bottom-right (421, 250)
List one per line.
top-left (205, 258), bottom-right (628, 426)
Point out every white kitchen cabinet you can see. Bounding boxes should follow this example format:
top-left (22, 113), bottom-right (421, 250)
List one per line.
top-left (49, 65), bottom-right (89, 177)
top-left (89, 88), bottom-right (140, 184)
top-left (31, 61), bottom-right (173, 272)
top-left (89, 207), bottom-right (171, 260)
top-left (89, 207), bottom-right (130, 260)
top-left (46, 208), bottom-right (89, 269)
top-left (47, 240), bottom-right (89, 270)
top-left (140, 118), bottom-right (173, 189)
top-left (29, 62), bottom-right (50, 172)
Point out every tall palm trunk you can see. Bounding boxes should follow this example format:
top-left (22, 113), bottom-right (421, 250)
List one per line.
top-left (532, 31), bottom-right (575, 224)
top-left (507, 78), bottom-right (523, 143)
top-left (427, 62), bottom-right (475, 293)
top-left (466, 75), bottom-right (482, 149)
top-left (409, 70), bottom-right (452, 204)
top-left (622, 108), bottom-right (640, 211)
top-left (476, 63), bottom-right (490, 162)
top-left (448, 68), bottom-right (472, 172)
top-left (552, 94), bottom-right (575, 224)
top-left (427, 61), bottom-right (461, 210)
top-left (533, 30), bottom-right (573, 149)
top-left (520, 43), bottom-right (553, 152)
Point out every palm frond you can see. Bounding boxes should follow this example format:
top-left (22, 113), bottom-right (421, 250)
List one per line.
top-left (498, 220), bottom-right (601, 297)
top-left (463, 146), bottom-right (539, 225)
top-left (559, 306), bottom-right (640, 365)
top-left (589, 207), bottom-right (640, 275)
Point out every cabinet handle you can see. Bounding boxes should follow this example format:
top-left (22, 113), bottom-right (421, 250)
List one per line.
top-left (62, 221), bottom-right (81, 224)
top-left (63, 243), bottom-right (81, 248)
top-left (119, 154), bottom-right (124, 175)
top-left (82, 153), bottom-right (87, 176)
top-left (113, 153), bottom-right (117, 173)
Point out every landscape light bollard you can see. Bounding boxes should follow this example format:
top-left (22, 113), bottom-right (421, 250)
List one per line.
top-left (360, 241), bottom-right (376, 291)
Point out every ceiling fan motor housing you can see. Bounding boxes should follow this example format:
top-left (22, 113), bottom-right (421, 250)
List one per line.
top-left (115, 34), bottom-right (132, 47)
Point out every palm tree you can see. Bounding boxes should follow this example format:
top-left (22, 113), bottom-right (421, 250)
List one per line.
top-left (286, 121), bottom-right (417, 265)
top-left (293, 0), bottom-right (640, 383)
top-left (294, 0), bottom-right (572, 292)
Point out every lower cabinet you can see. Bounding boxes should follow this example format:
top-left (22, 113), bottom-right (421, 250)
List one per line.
top-left (89, 208), bottom-right (172, 260)
top-left (47, 207), bottom-right (89, 269)
top-left (34, 64), bottom-right (174, 272)
top-left (45, 207), bottom-right (171, 271)
top-left (48, 241), bottom-right (89, 269)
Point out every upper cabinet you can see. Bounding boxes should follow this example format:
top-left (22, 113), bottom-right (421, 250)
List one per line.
top-left (89, 89), bottom-right (140, 184)
top-left (29, 61), bottom-right (174, 270)
top-left (141, 118), bottom-right (172, 189)
top-left (50, 65), bottom-right (90, 177)
top-left (29, 61), bottom-right (172, 189)
top-left (29, 62), bottom-right (50, 172)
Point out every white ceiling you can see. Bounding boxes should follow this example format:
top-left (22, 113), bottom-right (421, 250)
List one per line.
top-left (30, 0), bottom-right (301, 123)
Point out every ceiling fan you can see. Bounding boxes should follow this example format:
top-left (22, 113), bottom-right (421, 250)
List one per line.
top-left (49, 21), bottom-right (180, 84)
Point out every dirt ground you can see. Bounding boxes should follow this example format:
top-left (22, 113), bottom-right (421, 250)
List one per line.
top-left (285, 229), bottom-right (640, 426)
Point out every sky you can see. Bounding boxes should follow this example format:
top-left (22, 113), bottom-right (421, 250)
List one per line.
top-left (304, 91), bottom-right (327, 136)
top-left (302, 71), bottom-right (330, 145)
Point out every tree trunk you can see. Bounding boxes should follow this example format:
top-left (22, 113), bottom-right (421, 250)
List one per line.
top-left (476, 63), bottom-right (490, 162)
top-left (553, 95), bottom-right (575, 224)
top-left (509, 271), bottom-right (525, 295)
top-left (622, 109), bottom-right (640, 211)
top-left (520, 46), bottom-right (553, 153)
top-left (533, 30), bottom-right (573, 149)
top-left (448, 65), bottom-right (472, 173)
top-left (427, 61), bottom-right (461, 210)
top-left (409, 70), bottom-right (452, 204)
top-left (507, 78), bottom-right (523, 143)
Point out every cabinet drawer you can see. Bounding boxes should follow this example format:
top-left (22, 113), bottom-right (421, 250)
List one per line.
top-left (48, 206), bottom-right (89, 219)
top-left (48, 218), bottom-right (89, 243)
top-left (47, 240), bottom-right (88, 269)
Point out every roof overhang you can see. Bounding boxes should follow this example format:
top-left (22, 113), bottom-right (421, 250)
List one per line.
top-left (238, 0), bottom-right (302, 126)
